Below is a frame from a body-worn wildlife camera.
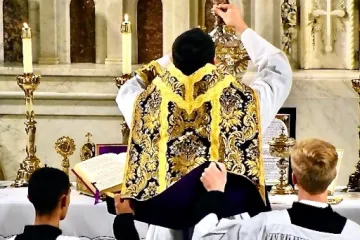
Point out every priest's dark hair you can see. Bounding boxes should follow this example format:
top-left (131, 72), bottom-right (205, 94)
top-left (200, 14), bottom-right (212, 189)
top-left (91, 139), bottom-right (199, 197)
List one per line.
top-left (172, 28), bottom-right (215, 76)
top-left (28, 167), bottom-right (71, 215)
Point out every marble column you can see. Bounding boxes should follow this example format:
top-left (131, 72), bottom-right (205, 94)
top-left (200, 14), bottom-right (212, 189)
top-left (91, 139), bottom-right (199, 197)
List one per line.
top-left (230, 0), bottom-right (251, 27)
top-left (56, 0), bottom-right (70, 64)
top-left (300, 0), bottom-right (314, 69)
top-left (162, 0), bottom-right (173, 53)
top-left (39, 0), bottom-right (59, 64)
top-left (0, 0), bottom-right (3, 62)
top-left (163, 0), bottom-right (191, 53)
top-left (190, 0), bottom-right (200, 28)
top-left (251, 0), bottom-right (281, 48)
top-left (28, 0), bottom-right (40, 63)
top-left (95, 0), bottom-right (107, 64)
top-left (105, 0), bottom-right (122, 65)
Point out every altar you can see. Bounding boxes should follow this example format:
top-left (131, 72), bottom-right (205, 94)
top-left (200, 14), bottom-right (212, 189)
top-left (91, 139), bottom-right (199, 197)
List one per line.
top-left (1, 183), bottom-right (360, 240)
top-left (270, 191), bottom-right (360, 225)
top-left (0, 0), bottom-right (359, 231)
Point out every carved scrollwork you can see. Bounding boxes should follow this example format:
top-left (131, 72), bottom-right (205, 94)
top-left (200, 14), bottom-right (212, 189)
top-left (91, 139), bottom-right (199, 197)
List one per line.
top-left (281, 0), bottom-right (298, 55)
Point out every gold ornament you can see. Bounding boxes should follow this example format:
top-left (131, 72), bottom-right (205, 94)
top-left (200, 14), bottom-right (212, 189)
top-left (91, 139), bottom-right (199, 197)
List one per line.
top-left (55, 136), bottom-right (76, 176)
top-left (209, 0), bottom-right (250, 75)
top-left (80, 133), bottom-right (96, 161)
top-left (269, 128), bottom-right (296, 195)
top-left (12, 73), bottom-right (42, 187)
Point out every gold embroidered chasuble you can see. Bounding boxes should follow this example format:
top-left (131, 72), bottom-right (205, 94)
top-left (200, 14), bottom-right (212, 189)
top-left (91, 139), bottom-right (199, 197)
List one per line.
top-left (122, 61), bottom-right (266, 201)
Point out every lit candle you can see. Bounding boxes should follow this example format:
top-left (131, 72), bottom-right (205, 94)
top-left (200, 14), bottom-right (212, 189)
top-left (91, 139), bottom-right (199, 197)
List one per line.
top-left (121, 14), bottom-right (132, 74)
top-left (22, 23), bottom-right (33, 74)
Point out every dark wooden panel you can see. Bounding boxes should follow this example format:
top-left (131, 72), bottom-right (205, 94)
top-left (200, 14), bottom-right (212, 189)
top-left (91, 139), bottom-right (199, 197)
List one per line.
top-left (70, 0), bottom-right (96, 63)
top-left (137, 0), bottom-right (163, 64)
top-left (3, 0), bottom-right (28, 62)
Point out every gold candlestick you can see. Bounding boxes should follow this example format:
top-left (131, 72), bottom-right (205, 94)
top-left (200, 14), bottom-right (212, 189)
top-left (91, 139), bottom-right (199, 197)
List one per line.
top-left (55, 136), bottom-right (76, 176)
top-left (121, 14), bottom-right (132, 74)
top-left (209, 0), bottom-right (250, 75)
top-left (346, 79), bottom-right (360, 192)
top-left (269, 128), bottom-right (296, 195)
top-left (12, 73), bottom-right (42, 187)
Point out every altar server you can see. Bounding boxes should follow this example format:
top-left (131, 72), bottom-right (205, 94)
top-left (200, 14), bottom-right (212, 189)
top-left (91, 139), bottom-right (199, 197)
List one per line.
top-left (115, 3), bottom-right (292, 239)
top-left (193, 139), bottom-right (360, 240)
top-left (9, 167), bottom-right (79, 240)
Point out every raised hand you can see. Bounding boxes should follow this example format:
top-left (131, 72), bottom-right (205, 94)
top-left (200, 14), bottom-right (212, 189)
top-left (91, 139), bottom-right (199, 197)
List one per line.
top-left (212, 4), bottom-right (248, 35)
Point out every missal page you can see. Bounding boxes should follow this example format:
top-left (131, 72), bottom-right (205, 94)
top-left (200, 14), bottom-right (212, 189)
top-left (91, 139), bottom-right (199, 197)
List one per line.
top-left (262, 118), bottom-right (289, 185)
top-left (74, 153), bottom-right (126, 192)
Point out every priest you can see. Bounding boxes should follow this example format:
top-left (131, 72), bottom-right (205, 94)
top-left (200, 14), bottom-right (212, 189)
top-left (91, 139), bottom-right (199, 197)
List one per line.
top-left (115, 3), bottom-right (292, 239)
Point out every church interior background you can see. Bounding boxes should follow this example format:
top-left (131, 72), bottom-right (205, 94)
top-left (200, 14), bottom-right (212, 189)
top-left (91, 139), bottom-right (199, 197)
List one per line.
top-left (0, 0), bottom-right (359, 188)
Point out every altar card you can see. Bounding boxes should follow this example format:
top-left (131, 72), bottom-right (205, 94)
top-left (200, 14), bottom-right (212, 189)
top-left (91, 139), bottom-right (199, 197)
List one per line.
top-left (96, 144), bottom-right (128, 155)
top-left (263, 108), bottom-right (296, 186)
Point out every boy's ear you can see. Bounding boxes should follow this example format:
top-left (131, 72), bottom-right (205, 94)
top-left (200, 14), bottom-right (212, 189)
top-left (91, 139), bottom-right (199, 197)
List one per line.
top-left (292, 173), bottom-right (297, 185)
top-left (60, 194), bottom-right (67, 208)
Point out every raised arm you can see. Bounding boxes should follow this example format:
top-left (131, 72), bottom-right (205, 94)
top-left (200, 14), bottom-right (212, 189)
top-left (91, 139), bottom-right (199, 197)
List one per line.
top-left (240, 29), bottom-right (292, 131)
top-left (214, 4), bottom-right (292, 132)
top-left (116, 55), bottom-right (172, 126)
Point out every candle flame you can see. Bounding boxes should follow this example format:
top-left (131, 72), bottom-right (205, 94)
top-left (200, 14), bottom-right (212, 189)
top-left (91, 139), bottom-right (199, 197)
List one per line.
top-left (23, 23), bottom-right (29, 29)
top-left (124, 14), bottom-right (129, 22)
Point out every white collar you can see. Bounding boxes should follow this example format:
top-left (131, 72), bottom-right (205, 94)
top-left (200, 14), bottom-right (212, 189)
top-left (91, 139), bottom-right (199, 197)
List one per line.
top-left (299, 200), bottom-right (328, 208)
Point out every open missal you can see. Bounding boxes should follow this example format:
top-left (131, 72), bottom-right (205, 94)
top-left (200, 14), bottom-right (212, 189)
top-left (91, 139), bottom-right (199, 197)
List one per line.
top-left (72, 153), bottom-right (126, 198)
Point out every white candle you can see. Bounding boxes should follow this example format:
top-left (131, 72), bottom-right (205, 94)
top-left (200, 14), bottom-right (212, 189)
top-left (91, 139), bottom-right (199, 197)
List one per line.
top-left (121, 14), bottom-right (132, 74)
top-left (22, 23), bottom-right (33, 74)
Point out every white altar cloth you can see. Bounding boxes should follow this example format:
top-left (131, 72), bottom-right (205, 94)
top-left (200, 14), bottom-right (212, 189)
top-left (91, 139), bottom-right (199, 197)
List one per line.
top-left (1, 182), bottom-right (360, 239)
top-left (0, 185), bottom-right (148, 240)
top-left (270, 192), bottom-right (360, 224)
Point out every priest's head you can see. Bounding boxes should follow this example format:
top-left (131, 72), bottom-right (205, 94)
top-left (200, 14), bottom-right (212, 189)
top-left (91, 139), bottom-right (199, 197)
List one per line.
top-left (172, 28), bottom-right (215, 76)
top-left (291, 139), bottom-right (338, 197)
top-left (28, 167), bottom-right (71, 221)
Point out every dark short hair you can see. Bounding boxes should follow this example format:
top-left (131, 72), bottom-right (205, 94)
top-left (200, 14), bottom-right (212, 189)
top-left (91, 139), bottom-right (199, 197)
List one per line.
top-left (28, 167), bottom-right (70, 215)
top-left (172, 28), bottom-right (215, 76)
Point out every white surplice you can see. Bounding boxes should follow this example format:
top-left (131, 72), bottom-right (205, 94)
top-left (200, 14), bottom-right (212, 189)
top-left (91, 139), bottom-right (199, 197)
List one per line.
top-left (193, 211), bottom-right (360, 240)
top-left (115, 28), bottom-right (293, 240)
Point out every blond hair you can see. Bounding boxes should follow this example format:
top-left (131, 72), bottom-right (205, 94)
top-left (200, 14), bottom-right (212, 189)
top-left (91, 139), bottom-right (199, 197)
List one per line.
top-left (291, 139), bottom-right (338, 194)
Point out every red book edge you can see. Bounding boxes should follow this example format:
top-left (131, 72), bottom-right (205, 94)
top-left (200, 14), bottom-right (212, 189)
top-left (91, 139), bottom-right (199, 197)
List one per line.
top-left (71, 169), bottom-right (97, 195)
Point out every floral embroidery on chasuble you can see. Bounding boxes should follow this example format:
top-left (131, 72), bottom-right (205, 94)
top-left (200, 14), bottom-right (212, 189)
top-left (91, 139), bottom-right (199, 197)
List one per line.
top-left (121, 63), bottom-right (266, 202)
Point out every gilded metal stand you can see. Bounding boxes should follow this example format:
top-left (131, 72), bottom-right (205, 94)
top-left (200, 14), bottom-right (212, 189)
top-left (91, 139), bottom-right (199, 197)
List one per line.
top-left (269, 129), bottom-right (296, 195)
top-left (346, 79), bottom-right (360, 192)
top-left (12, 74), bottom-right (42, 187)
top-left (209, 0), bottom-right (249, 75)
top-left (114, 74), bottom-right (132, 141)
top-left (55, 136), bottom-right (76, 176)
